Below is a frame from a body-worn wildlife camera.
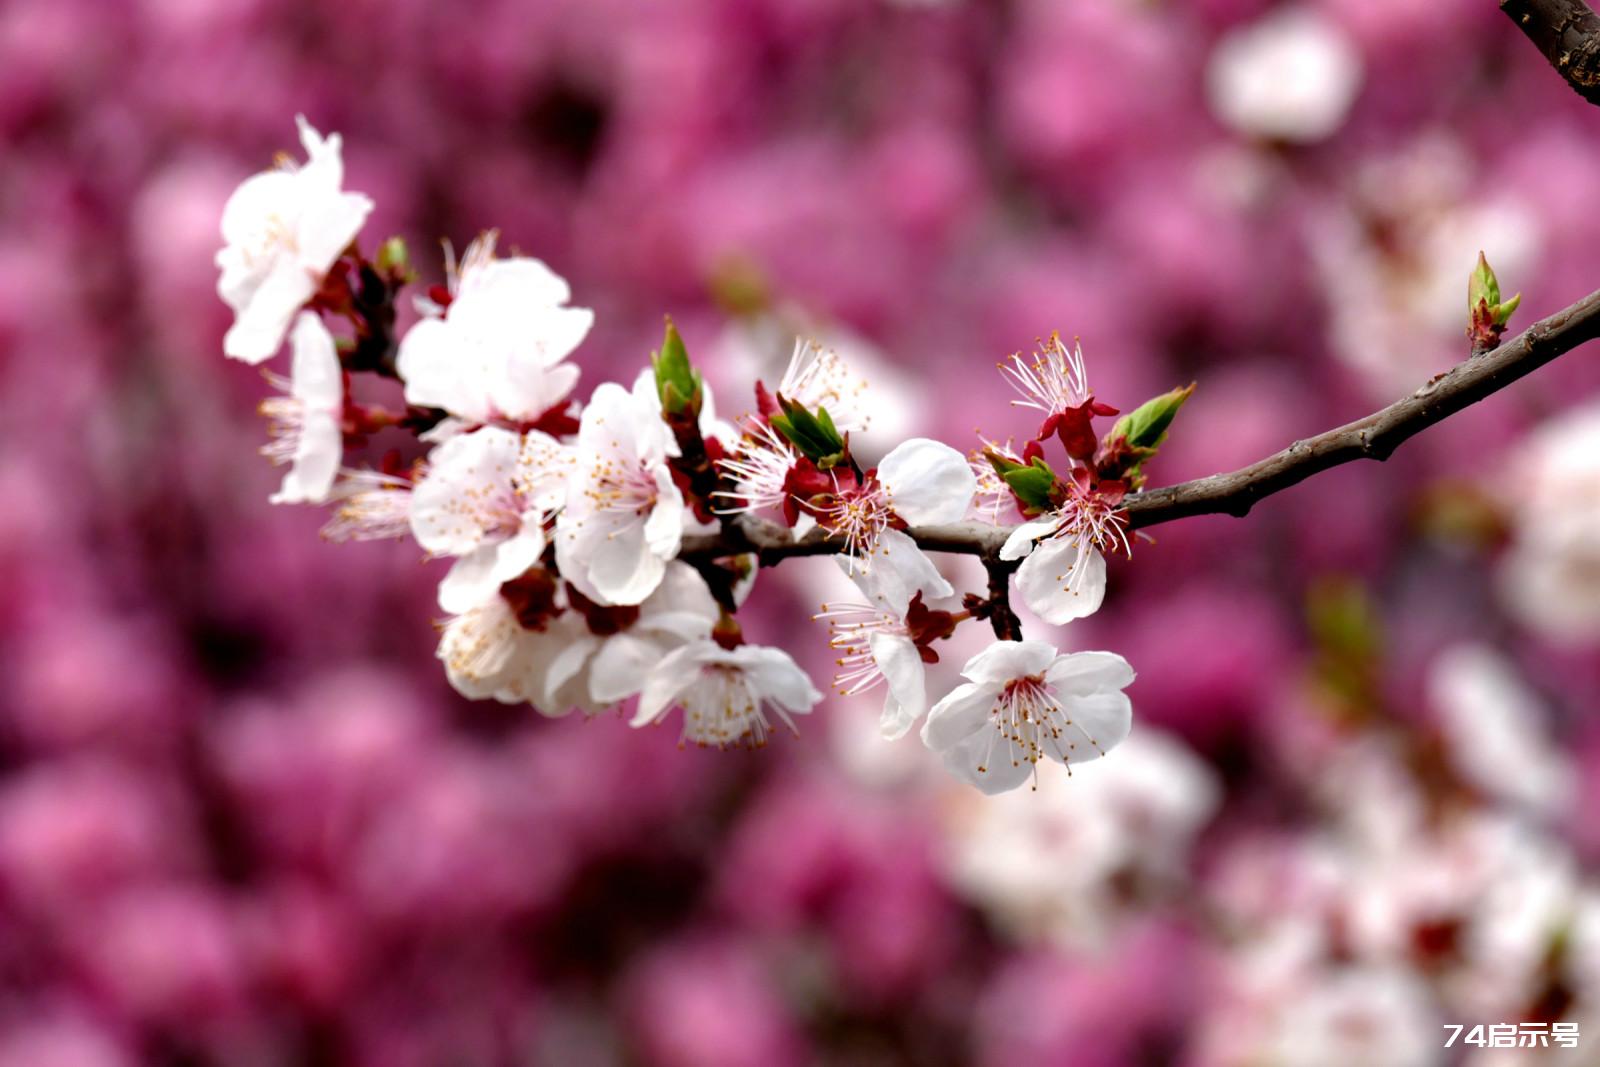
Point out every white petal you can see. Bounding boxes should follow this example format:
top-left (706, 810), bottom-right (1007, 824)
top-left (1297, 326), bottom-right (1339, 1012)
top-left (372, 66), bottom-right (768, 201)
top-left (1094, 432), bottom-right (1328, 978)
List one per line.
top-left (998, 518), bottom-right (1056, 562)
top-left (588, 524), bottom-right (667, 606)
top-left (938, 730), bottom-right (1035, 794)
top-left (959, 640), bottom-right (1059, 684)
top-left (1043, 650), bottom-right (1136, 697)
top-left (870, 632), bottom-right (926, 740)
top-left (222, 263), bottom-right (314, 363)
top-left (878, 438), bottom-right (976, 526)
top-left (737, 646), bottom-right (823, 713)
top-left (644, 473), bottom-right (685, 558)
top-left (396, 317), bottom-right (487, 421)
top-left (436, 546), bottom-right (505, 615)
top-left (853, 528), bottom-right (953, 612)
top-left (541, 633), bottom-right (599, 713)
top-left (294, 190), bottom-right (373, 276)
top-left (287, 312), bottom-right (342, 409)
top-left (1052, 691), bottom-right (1133, 765)
top-left (633, 643), bottom-right (712, 726)
top-left (1014, 539), bottom-right (1106, 624)
top-left (587, 632), bottom-right (662, 703)
top-left (489, 523), bottom-right (547, 585)
top-left (408, 428), bottom-right (522, 556)
top-left (920, 681), bottom-right (1000, 751)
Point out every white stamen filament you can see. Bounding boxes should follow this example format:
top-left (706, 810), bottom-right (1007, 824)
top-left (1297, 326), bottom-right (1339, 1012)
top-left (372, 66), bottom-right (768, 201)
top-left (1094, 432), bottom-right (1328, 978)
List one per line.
top-left (977, 675), bottom-right (1107, 785)
top-left (677, 665), bottom-right (798, 749)
top-left (999, 334), bottom-right (1090, 416)
top-left (813, 601), bottom-right (906, 695)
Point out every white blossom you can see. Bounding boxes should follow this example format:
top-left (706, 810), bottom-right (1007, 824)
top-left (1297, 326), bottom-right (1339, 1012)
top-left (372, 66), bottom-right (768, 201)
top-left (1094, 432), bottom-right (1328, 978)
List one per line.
top-left (395, 232), bottom-right (592, 425)
top-left (634, 639), bottom-right (822, 748)
top-left (998, 482), bottom-right (1129, 624)
top-left (555, 377), bottom-right (684, 606)
top-left (776, 337), bottom-right (871, 433)
top-left (259, 312), bottom-right (343, 505)
top-left (921, 640), bottom-right (1134, 794)
top-left (1498, 400), bottom-right (1600, 642)
top-left (216, 117), bottom-right (373, 364)
top-left (410, 427), bottom-right (572, 614)
top-left (435, 586), bottom-right (589, 712)
top-left (814, 438), bottom-right (975, 568)
top-left (1206, 7), bottom-right (1362, 143)
top-left (815, 528), bottom-right (955, 739)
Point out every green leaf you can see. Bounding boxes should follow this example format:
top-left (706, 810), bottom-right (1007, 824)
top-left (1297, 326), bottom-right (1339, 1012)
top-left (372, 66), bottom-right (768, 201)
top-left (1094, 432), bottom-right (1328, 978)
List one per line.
top-left (1468, 251), bottom-right (1501, 312)
top-left (651, 318), bottom-right (701, 415)
top-left (999, 457), bottom-right (1059, 512)
top-left (1493, 291), bottom-right (1522, 327)
top-left (1110, 383), bottom-right (1196, 452)
top-left (771, 395), bottom-right (847, 466)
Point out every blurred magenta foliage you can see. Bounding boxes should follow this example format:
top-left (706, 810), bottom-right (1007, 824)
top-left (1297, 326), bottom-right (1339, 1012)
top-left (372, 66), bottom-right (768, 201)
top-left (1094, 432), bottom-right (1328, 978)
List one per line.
top-left (6, 0), bottom-right (1600, 1064)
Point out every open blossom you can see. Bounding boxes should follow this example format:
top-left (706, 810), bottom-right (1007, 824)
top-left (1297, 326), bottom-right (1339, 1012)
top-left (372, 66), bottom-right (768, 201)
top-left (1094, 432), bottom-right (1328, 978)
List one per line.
top-left (922, 641), bottom-right (1134, 794)
top-left (395, 232), bottom-right (592, 427)
top-left (814, 439), bottom-right (975, 566)
top-left (773, 337), bottom-right (870, 433)
top-left (260, 312), bottom-right (344, 505)
top-left (435, 573), bottom-right (590, 712)
top-left (410, 427), bottom-right (572, 614)
top-left (553, 562), bottom-right (721, 709)
top-left (555, 377), bottom-right (684, 606)
top-left (1000, 333), bottom-right (1117, 460)
top-left (815, 528), bottom-right (957, 739)
top-left (634, 639), bottom-right (822, 748)
top-left (999, 472), bottom-right (1130, 624)
top-left (968, 437), bottom-right (1021, 526)
top-left (216, 117), bottom-right (373, 364)
top-left (714, 419), bottom-right (816, 536)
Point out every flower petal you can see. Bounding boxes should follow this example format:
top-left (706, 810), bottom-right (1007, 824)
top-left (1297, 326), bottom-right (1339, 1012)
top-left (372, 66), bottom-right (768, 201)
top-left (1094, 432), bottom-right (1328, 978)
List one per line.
top-left (938, 730), bottom-right (1035, 795)
top-left (1043, 650), bottom-right (1136, 696)
top-left (436, 546), bottom-right (505, 615)
top-left (588, 632), bottom-right (663, 704)
top-left (1014, 538), bottom-right (1106, 624)
top-left (1052, 691), bottom-right (1133, 765)
top-left (852, 528), bottom-right (953, 612)
top-left (920, 681), bottom-right (1000, 751)
top-left (998, 518), bottom-right (1057, 562)
top-left (871, 632), bottom-right (927, 739)
top-left (878, 438), bottom-right (976, 526)
top-left (959, 640), bottom-right (1059, 684)
top-left (633, 644), bottom-right (711, 726)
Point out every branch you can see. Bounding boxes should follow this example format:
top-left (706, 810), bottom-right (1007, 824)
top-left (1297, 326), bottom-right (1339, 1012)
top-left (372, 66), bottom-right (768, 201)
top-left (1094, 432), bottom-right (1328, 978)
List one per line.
top-left (681, 283), bottom-right (1600, 564)
top-left (1503, 0), bottom-right (1600, 104)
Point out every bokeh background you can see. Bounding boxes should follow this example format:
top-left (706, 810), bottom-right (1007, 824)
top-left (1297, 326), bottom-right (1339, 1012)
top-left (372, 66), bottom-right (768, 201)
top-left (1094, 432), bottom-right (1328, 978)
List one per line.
top-left (7, 0), bottom-right (1600, 1064)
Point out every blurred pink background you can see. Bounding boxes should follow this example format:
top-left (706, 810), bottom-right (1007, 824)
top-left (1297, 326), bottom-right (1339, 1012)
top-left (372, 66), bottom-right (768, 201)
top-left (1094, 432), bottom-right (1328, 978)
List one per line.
top-left (6, 0), bottom-right (1600, 1064)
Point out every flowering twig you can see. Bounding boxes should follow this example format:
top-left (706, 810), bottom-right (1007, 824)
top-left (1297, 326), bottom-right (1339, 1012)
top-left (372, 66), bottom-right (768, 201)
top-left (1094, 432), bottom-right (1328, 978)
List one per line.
top-left (682, 283), bottom-right (1600, 562)
top-left (1502, 0), bottom-right (1600, 106)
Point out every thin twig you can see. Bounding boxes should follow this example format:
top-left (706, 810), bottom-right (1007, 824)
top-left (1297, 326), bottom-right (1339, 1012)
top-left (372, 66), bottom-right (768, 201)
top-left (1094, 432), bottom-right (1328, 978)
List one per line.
top-left (680, 283), bottom-right (1600, 564)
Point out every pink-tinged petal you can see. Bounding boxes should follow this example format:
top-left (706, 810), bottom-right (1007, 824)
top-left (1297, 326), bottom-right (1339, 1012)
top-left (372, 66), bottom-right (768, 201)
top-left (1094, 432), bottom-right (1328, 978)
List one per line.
top-left (587, 633), bottom-right (662, 704)
top-left (921, 681), bottom-right (1000, 751)
top-left (998, 518), bottom-right (1056, 562)
top-left (938, 730), bottom-right (1034, 794)
top-left (871, 632), bottom-right (927, 739)
top-left (959, 640), bottom-right (1059, 684)
top-left (1014, 539), bottom-right (1106, 624)
top-left (879, 438), bottom-right (977, 526)
top-left (633, 644), bottom-right (712, 726)
top-left (1043, 650), bottom-right (1136, 697)
top-left (1050, 692), bottom-right (1133, 765)
top-left (407, 428), bottom-right (522, 556)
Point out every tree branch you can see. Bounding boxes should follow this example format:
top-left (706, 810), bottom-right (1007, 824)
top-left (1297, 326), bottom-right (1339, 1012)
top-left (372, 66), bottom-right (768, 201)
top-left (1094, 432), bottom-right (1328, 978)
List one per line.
top-left (1502, 0), bottom-right (1600, 106)
top-left (681, 283), bottom-right (1600, 565)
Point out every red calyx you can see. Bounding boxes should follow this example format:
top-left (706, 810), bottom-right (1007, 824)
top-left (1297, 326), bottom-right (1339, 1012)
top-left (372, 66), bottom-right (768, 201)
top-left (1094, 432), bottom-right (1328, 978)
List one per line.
top-left (903, 592), bottom-right (959, 663)
top-left (565, 583), bottom-right (642, 636)
top-left (754, 380), bottom-right (781, 422)
top-left (1040, 398), bottom-right (1119, 462)
top-left (519, 400), bottom-right (581, 438)
top-left (781, 457), bottom-right (850, 526)
top-left (499, 568), bottom-right (563, 631)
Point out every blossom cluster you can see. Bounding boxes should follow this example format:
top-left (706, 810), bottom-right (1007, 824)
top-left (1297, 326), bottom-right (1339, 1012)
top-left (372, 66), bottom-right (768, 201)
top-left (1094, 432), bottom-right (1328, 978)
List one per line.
top-left (216, 120), bottom-right (1206, 793)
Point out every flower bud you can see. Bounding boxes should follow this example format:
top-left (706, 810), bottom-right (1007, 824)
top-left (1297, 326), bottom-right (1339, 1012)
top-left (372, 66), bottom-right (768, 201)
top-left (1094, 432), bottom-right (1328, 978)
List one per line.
top-left (652, 318), bottom-right (703, 416)
top-left (1467, 251), bottom-right (1521, 354)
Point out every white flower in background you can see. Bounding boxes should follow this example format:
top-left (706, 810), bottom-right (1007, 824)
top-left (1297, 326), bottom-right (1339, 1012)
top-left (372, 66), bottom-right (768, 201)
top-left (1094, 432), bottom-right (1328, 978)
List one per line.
top-left (260, 312), bottom-right (344, 505)
top-left (553, 562), bottom-right (721, 709)
top-left (555, 377), bottom-right (684, 606)
top-left (633, 639), bottom-right (822, 747)
top-left (816, 529), bottom-right (956, 739)
top-left (395, 231), bottom-right (592, 426)
top-left (1206, 7), bottom-right (1362, 143)
top-left (1257, 967), bottom-right (1437, 1067)
top-left (815, 438), bottom-right (976, 566)
top-left (776, 337), bottom-right (871, 433)
top-left (1499, 400), bottom-right (1600, 642)
top-left (941, 730), bottom-right (1220, 948)
top-left (1428, 643), bottom-right (1574, 816)
top-left (922, 641), bottom-right (1134, 794)
top-left (216, 117), bottom-right (373, 364)
top-left (320, 469), bottom-right (414, 542)
top-left (409, 427), bottom-right (572, 613)
top-left (998, 478), bottom-right (1129, 624)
